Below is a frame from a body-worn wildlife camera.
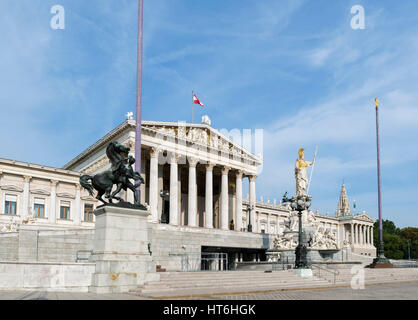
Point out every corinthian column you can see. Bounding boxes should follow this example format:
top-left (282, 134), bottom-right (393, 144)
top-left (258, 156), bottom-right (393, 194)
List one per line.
top-left (22, 176), bottom-right (31, 218)
top-left (356, 224), bottom-right (359, 244)
top-left (235, 170), bottom-right (243, 231)
top-left (205, 163), bottom-right (214, 229)
top-left (249, 175), bottom-right (257, 233)
top-left (169, 153), bottom-right (179, 226)
top-left (371, 226), bottom-right (374, 246)
top-left (149, 147), bottom-right (160, 222)
top-left (220, 167), bottom-right (230, 230)
top-left (188, 158), bottom-right (198, 227)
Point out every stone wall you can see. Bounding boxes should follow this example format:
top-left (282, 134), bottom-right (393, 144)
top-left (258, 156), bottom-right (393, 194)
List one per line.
top-left (0, 261), bottom-right (95, 292)
top-left (0, 227), bottom-right (94, 262)
top-left (0, 232), bottom-right (18, 261)
top-left (149, 223), bottom-right (275, 271)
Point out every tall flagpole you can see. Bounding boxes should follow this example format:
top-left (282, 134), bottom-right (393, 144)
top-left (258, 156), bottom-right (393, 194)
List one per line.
top-left (192, 90), bottom-right (194, 123)
top-left (372, 97), bottom-right (391, 267)
top-left (135, 0), bottom-right (144, 202)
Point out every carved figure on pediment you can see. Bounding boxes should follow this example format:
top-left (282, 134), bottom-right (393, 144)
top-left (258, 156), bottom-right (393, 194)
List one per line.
top-left (231, 146), bottom-right (240, 157)
top-left (168, 128), bottom-right (176, 136)
top-left (210, 134), bottom-right (219, 149)
top-left (187, 128), bottom-right (198, 141)
top-left (160, 127), bottom-right (175, 137)
top-left (200, 129), bottom-right (208, 145)
top-left (178, 126), bottom-right (186, 139)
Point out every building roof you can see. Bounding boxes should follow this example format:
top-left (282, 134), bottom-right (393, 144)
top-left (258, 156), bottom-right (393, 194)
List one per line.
top-left (62, 119), bottom-right (262, 170)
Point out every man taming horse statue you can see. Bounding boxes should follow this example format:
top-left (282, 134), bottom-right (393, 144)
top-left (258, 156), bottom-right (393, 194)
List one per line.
top-left (80, 141), bottom-right (145, 208)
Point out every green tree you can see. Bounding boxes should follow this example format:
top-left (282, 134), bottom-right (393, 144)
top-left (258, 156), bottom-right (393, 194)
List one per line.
top-left (373, 220), bottom-right (406, 260)
top-left (399, 227), bottom-right (418, 259)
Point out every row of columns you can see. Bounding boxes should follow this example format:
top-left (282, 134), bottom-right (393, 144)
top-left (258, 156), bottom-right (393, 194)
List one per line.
top-left (147, 148), bottom-right (257, 231)
top-left (350, 223), bottom-right (373, 246)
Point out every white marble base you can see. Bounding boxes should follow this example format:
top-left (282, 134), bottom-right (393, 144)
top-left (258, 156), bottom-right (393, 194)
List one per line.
top-left (89, 205), bottom-right (160, 294)
top-left (293, 268), bottom-right (313, 278)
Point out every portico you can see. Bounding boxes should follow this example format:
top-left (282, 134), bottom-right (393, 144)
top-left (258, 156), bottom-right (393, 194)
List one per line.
top-left (65, 119), bottom-right (261, 233)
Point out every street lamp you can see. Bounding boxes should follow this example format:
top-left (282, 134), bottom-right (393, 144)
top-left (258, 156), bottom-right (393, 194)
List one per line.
top-left (283, 193), bottom-right (312, 269)
top-left (246, 204), bottom-right (254, 232)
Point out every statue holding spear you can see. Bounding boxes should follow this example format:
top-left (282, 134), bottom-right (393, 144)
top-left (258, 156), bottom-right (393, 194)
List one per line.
top-left (295, 146), bottom-right (318, 196)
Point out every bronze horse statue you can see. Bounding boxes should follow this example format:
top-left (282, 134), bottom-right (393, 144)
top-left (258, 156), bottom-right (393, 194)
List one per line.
top-left (80, 141), bottom-right (145, 206)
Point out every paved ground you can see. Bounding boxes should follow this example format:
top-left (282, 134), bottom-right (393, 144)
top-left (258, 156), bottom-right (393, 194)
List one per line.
top-left (0, 282), bottom-right (417, 300)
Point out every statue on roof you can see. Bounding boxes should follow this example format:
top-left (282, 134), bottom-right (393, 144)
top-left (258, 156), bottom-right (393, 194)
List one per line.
top-left (80, 141), bottom-right (146, 209)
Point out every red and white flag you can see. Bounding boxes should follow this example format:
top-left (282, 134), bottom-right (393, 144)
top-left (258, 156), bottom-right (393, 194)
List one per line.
top-left (193, 93), bottom-right (204, 106)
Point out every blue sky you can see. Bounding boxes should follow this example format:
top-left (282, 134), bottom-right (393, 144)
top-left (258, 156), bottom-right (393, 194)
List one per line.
top-left (0, 0), bottom-right (417, 228)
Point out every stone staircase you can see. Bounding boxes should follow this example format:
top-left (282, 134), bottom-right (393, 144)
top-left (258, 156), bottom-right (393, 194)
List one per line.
top-left (129, 268), bottom-right (418, 298)
top-left (129, 270), bottom-right (331, 298)
top-left (313, 266), bottom-right (418, 286)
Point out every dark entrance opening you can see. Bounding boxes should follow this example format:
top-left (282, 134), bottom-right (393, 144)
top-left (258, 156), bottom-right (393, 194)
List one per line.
top-left (202, 246), bottom-right (266, 270)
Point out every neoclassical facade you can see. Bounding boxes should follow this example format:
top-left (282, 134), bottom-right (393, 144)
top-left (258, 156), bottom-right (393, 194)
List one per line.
top-left (0, 118), bottom-right (376, 260)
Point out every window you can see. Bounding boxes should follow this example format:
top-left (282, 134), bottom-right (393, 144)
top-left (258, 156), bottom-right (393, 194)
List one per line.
top-left (34, 198), bottom-right (45, 218)
top-left (60, 201), bottom-right (70, 220)
top-left (4, 194), bottom-right (17, 215)
top-left (84, 204), bottom-right (94, 222)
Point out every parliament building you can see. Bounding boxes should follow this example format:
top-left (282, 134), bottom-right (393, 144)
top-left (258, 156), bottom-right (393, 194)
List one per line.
top-left (0, 117), bottom-right (376, 270)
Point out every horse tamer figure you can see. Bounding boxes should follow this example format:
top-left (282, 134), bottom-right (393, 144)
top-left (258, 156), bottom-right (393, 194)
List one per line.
top-left (80, 141), bottom-right (145, 208)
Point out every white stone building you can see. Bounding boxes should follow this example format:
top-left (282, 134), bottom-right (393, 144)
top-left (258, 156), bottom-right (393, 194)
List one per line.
top-left (0, 118), bottom-right (376, 268)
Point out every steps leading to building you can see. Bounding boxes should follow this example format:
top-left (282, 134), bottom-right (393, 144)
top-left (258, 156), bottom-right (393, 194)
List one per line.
top-left (129, 268), bottom-right (418, 298)
top-left (130, 270), bottom-right (330, 297)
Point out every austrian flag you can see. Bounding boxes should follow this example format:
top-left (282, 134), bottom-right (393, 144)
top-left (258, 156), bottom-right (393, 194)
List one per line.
top-left (193, 93), bottom-right (204, 106)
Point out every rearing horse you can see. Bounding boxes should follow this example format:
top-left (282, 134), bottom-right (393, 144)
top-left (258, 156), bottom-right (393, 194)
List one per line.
top-left (79, 141), bottom-right (144, 205)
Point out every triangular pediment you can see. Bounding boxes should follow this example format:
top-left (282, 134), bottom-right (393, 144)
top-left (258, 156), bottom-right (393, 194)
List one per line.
top-left (63, 119), bottom-right (262, 171)
top-left (356, 213), bottom-right (375, 223)
top-left (142, 121), bottom-right (262, 164)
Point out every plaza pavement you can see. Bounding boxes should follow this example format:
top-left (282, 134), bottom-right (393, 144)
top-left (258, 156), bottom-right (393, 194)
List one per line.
top-left (0, 282), bottom-right (417, 300)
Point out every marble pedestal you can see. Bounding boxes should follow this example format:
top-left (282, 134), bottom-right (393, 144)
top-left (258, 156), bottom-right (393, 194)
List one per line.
top-left (89, 205), bottom-right (160, 294)
top-left (293, 268), bottom-right (313, 278)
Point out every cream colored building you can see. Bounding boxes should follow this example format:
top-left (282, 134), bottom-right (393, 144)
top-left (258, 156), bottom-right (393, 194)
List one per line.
top-left (0, 118), bottom-right (376, 263)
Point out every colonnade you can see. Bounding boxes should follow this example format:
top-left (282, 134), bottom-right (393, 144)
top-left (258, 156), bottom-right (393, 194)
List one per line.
top-left (147, 148), bottom-right (257, 231)
top-left (350, 223), bottom-right (374, 246)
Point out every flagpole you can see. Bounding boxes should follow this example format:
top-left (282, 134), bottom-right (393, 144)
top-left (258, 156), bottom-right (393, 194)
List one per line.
top-left (134, 0), bottom-right (143, 203)
top-left (373, 97), bottom-right (390, 266)
top-left (192, 90), bottom-right (194, 123)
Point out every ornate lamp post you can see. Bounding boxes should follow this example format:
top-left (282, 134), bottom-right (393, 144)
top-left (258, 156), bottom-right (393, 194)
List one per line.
top-left (283, 193), bottom-right (312, 269)
top-left (246, 204), bottom-right (254, 232)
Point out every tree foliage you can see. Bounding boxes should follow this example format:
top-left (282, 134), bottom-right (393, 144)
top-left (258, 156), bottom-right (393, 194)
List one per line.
top-left (373, 220), bottom-right (417, 260)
